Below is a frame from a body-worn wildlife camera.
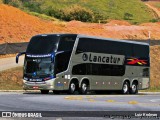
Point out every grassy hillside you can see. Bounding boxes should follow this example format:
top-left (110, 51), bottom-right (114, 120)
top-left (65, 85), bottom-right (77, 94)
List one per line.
top-left (1, 3), bottom-right (160, 44)
top-left (3, 0), bottom-right (155, 24)
top-left (43, 0), bottom-right (154, 24)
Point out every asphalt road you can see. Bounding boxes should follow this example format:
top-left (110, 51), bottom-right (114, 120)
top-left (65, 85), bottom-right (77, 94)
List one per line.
top-left (0, 56), bottom-right (24, 71)
top-left (0, 92), bottom-right (160, 120)
top-left (0, 56), bottom-right (160, 120)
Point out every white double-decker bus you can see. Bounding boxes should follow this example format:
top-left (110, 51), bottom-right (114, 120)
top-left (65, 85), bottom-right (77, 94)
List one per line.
top-left (16, 34), bottom-right (150, 94)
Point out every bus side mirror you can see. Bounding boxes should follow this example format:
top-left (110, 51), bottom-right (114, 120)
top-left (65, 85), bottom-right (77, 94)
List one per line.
top-left (51, 53), bottom-right (55, 62)
top-left (16, 52), bottom-right (26, 64)
top-left (16, 56), bottom-right (19, 64)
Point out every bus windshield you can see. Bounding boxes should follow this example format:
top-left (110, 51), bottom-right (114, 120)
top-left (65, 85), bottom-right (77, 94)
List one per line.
top-left (26, 35), bottom-right (59, 54)
top-left (24, 57), bottom-right (54, 77)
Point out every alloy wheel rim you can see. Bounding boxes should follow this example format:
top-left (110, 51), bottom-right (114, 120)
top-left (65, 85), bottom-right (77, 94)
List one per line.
top-left (82, 83), bottom-right (87, 91)
top-left (123, 84), bottom-right (128, 93)
top-left (71, 83), bottom-right (75, 92)
top-left (132, 84), bottom-right (136, 92)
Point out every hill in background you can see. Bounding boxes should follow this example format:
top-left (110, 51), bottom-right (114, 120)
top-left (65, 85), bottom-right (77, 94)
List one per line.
top-left (0, 4), bottom-right (64, 43)
top-left (2, 0), bottom-right (156, 24)
top-left (1, 3), bottom-right (160, 44)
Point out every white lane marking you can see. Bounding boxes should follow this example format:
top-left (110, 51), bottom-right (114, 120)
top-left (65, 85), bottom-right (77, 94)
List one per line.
top-left (150, 99), bottom-right (160, 102)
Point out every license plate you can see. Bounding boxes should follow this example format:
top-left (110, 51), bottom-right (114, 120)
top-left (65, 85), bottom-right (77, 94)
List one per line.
top-left (33, 86), bottom-right (39, 89)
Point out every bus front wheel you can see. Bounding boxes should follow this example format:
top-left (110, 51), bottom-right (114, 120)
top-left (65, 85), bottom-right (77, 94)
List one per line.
top-left (41, 90), bottom-right (49, 94)
top-left (68, 81), bottom-right (77, 94)
top-left (122, 82), bottom-right (129, 94)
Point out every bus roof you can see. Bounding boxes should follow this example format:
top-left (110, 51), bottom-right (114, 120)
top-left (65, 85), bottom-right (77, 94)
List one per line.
top-left (34, 33), bottom-right (149, 46)
top-left (33, 33), bottom-right (78, 37)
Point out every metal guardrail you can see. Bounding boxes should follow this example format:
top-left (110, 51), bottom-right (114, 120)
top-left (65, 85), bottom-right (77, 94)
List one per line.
top-left (0, 42), bottom-right (28, 55)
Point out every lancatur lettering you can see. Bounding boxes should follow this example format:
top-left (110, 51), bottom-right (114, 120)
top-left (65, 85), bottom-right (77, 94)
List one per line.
top-left (82, 53), bottom-right (121, 64)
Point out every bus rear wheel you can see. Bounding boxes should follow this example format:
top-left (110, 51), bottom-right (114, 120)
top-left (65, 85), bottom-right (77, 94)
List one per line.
top-left (122, 82), bottom-right (129, 94)
top-left (130, 82), bottom-right (138, 94)
top-left (41, 90), bottom-right (49, 94)
top-left (79, 81), bottom-right (89, 94)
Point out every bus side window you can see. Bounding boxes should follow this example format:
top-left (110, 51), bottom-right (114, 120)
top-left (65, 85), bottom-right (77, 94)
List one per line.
top-left (91, 64), bottom-right (101, 75)
top-left (55, 52), bottom-right (71, 74)
top-left (72, 64), bottom-right (87, 75)
top-left (111, 65), bottom-right (125, 76)
top-left (133, 44), bottom-right (149, 58)
top-left (58, 36), bottom-right (76, 51)
top-left (143, 68), bottom-right (149, 77)
top-left (100, 64), bottom-right (112, 76)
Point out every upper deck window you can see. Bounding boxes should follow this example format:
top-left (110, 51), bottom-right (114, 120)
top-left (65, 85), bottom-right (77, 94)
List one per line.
top-left (58, 35), bottom-right (77, 51)
top-left (76, 38), bottom-right (133, 56)
top-left (76, 38), bottom-right (149, 58)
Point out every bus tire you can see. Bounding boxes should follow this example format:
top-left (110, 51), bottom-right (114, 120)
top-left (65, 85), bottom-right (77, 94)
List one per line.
top-left (41, 90), bottom-right (49, 94)
top-left (79, 81), bottom-right (88, 94)
top-left (53, 90), bottom-right (60, 94)
top-left (122, 81), bottom-right (129, 94)
top-left (68, 81), bottom-right (77, 94)
top-left (130, 82), bottom-right (138, 94)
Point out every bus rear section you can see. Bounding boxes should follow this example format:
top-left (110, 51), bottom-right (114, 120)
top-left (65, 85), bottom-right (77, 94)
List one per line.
top-left (69, 36), bottom-right (150, 94)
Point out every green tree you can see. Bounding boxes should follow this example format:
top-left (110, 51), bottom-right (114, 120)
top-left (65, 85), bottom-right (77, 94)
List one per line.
top-left (124, 13), bottom-right (133, 20)
top-left (3, 0), bottom-right (10, 4)
top-left (62, 5), bottom-right (94, 22)
top-left (23, 1), bottom-right (41, 13)
top-left (93, 12), bottom-right (106, 23)
top-left (9, 0), bottom-right (22, 8)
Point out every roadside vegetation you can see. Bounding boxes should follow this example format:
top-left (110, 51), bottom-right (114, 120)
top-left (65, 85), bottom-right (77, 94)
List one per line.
top-left (1, 0), bottom-right (155, 24)
top-left (27, 12), bottom-right (59, 21)
top-left (0, 67), bottom-right (23, 90)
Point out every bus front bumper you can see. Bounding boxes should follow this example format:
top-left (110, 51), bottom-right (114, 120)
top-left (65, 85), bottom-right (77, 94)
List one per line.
top-left (23, 78), bottom-right (68, 90)
top-left (23, 79), bottom-right (55, 90)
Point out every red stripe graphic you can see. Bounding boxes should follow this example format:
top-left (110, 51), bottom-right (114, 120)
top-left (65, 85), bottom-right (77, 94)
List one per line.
top-left (127, 58), bottom-right (147, 65)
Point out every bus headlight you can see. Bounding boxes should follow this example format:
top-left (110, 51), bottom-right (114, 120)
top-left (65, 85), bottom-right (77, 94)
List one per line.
top-left (23, 77), bottom-right (28, 81)
top-left (44, 76), bottom-right (54, 81)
